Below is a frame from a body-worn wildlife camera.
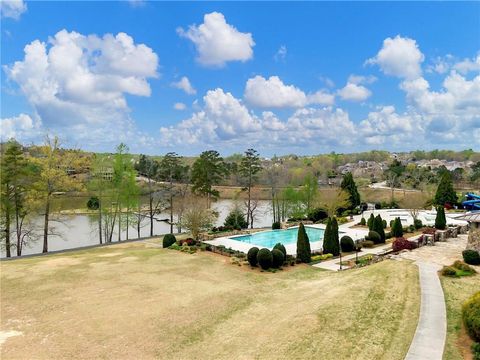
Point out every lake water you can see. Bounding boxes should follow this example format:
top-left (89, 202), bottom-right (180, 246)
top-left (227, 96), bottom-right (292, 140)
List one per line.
top-left (1, 199), bottom-right (273, 258)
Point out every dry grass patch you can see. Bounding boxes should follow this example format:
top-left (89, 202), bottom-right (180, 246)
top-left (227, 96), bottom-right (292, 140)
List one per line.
top-left (1, 242), bottom-right (419, 360)
top-left (442, 271), bottom-right (480, 360)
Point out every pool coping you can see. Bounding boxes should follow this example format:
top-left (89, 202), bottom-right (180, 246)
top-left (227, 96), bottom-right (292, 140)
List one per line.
top-left (205, 223), bottom-right (369, 256)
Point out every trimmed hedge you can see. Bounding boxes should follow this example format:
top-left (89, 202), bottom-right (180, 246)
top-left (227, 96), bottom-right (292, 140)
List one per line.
top-left (273, 243), bottom-right (287, 257)
top-left (271, 249), bottom-right (285, 268)
top-left (296, 223), bottom-right (312, 263)
top-left (272, 222), bottom-right (281, 230)
top-left (257, 248), bottom-right (273, 270)
top-left (163, 234), bottom-right (177, 248)
top-left (359, 217), bottom-right (366, 226)
top-left (463, 292), bottom-right (480, 342)
top-left (340, 236), bottom-right (355, 252)
top-left (247, 247), bottom-right (259, 267)
top-left (435, 206), bottom-right (447, 230)
top-left (463, 250), bottom-right (480, 265)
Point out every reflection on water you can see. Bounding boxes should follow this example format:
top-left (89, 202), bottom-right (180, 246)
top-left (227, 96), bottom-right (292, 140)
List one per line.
top-left (1, 199), bottom-right (273, 257)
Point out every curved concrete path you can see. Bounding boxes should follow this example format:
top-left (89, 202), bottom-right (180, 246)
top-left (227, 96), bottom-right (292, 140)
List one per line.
top-left (405, 262), bottom-right (446, 360)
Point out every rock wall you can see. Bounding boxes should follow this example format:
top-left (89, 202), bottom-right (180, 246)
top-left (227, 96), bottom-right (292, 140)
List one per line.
top-left (466, 227), bottom-right (480, 253)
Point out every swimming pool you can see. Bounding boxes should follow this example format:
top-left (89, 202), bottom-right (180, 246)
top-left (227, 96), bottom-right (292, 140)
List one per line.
top-left (230, 226), bottom-right (325, 248)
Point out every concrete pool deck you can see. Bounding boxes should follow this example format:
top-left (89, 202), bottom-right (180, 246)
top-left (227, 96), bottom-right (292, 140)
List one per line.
top-left (205, 215), bottom-right (369, 255)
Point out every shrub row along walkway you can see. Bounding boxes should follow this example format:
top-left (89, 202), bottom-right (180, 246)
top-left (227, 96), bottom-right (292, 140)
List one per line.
top-left (405, 262), bottom-right (446, 360)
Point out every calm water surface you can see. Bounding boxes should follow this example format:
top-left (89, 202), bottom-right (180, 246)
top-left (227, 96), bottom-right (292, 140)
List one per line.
top-left (1, 199), bottom-right (273, 257)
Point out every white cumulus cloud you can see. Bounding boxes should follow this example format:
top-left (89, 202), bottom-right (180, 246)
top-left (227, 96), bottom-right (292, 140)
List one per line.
top-left (3, 29), bottom-right (159, 146)
top-left (177, 12), bottom-right (255, 67)
top-left (338, 83), bottom-right (371, 102)
top-left (367, 35), bottom-right (424, 79)
top-left (171, 76), bottom-right (196, 95)
top-left (0, 113), bottom-right (40, 141)
top-left (244, 75), bottom-right (307, 108)
top-left (1, 0), bottom-right (27, 20)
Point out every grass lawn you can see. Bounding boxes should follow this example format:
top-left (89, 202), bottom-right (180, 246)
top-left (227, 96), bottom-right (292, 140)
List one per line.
top-left (441, 271), bottom-right (480, 360)
top-left (1, 241), bottom-right (419, 360)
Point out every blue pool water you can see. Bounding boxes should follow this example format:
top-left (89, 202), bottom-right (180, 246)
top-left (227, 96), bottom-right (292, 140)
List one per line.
top-left (230, 226), bottom-right (325, 248)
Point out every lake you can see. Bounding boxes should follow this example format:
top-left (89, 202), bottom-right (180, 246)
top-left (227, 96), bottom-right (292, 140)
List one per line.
top-left (1, 199), bottom-right (273, 258)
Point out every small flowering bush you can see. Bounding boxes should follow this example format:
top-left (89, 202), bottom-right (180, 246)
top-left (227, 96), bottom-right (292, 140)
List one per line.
top-left (392, 237), bottom-right (417, 252)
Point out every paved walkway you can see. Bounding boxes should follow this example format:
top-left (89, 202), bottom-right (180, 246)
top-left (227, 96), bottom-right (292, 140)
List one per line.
top-left (405, 262), bottom-right (446, 360)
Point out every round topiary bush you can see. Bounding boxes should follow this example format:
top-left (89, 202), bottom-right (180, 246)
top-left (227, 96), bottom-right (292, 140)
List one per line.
top-left (367, 231), bottom-right (381, 244)
top-left (414, 218), bottom-right (423, 229)
top-left (272, 222), bottom-right (281, 230)
top-left (273, 243), bottom-right (287, 257)
top-left (463, 250), bottom-right (480, 265)
top-left (340, 236), bottom-right (355, 252)
top-left (163, 234), bottom-right (177, 248)
top-left (247, 247), bottom-right (259, 267)
top-left (257, 248), bottom-right (273, 270)
top-left (463, 291), bottom-right (480, 342)
top-left (271, 249), bottom-right (285, 268)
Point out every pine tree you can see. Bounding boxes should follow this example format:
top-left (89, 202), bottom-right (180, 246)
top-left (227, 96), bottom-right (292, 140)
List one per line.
top-left (367, 213), bottom-right (375, 230)
top-left (322, 217), bottom-right (340, 256)
top-left (391, 217), bottom-right (404, 238)
top-left (296, 223), bottom-right (311, 263)
top-left (434, 172), bottom-right (457, 206)
top-left (374, 215), bottom-right (386, 243)
top-left (340, 172), bottom-right (360, 210)
top-left (435, 206), bottom-right (447, 230)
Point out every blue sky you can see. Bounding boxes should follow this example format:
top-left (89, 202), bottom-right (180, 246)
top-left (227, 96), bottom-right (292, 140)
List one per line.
top-left (1, 1), bottom-right (479, 156)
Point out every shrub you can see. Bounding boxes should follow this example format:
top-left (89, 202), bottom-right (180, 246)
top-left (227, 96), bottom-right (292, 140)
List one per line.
top-left (382, 220), bottom-right (387, 229)
top-left (366, 231), bottom-right (381, 244)
top-left (373, 215), bottom-right (386, 243)
top-left (296, 223), bottom-right (312, 263)
top-left (414, 218), bottom-right (423, 229)
top-left (463, 292), bottom-right (480, 342)
top-left (441, 266), bottom-right (458, 277)
top-left (472, 342), bottom-right (480, 360)
top-left (311, 253), bottom-right (333, 262)
top-left (163, 234), bottom-right (177, 248)
top-left (453, 260), bottom-right (477, 273)
top-left (340, 236), bottom-right (355, 252)
top-left (247, 247), bottom-right (259, 267)
top-left (359, 217), bottom-right (366, 226)
top-left (224, 208), bottom-right (248, 229)
top-left (463, 250), bottom-right (480, 265)
top-left (307, 208), bottom-right (328, 222)
top-left (385, 231), bottom-right (392, 240)
top-left (435, 206), bottom-right (447, 230)
top-left (323, 217), bottom-right (340, 256)
top-left (257, 248), bottom-right (273, 270)
top-left (273, 243), bottom-right (287, 257)
top-left (392, 237), bottom-right (416, 252)
top-left (362, 240), bottom-right (375, 248)
top-left (391, 217), bottom-right (403, 238)
top-left (367, 213), bottom-right (375, 230)
top-left (271, 249), bottom-right (285, 268)
top-left (179, 238), bottom-right (195, 246)
top-left (272, 221), bottom-right (281, 230)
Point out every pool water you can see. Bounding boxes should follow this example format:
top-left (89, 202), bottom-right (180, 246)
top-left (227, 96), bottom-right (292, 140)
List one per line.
top-left (230, 226), bottom-right (324, 248)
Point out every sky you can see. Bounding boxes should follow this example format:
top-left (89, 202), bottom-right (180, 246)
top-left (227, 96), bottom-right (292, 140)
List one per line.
top-left (1, 1), bottom-right (479, 156)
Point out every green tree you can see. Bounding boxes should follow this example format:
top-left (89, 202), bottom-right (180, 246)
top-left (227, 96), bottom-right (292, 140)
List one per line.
top-left (32, 136), bottom-right (83, 252)
top-left (0, 141), bottom-right (35, 257)
top-left (323, 217), bottom-right (340, 256)
top-left (239, 148), bottom-right (262, 228)
top-left (391, 217), bottom-right (404, 238)
top-left (434, 172), bottom-right (457, 206)
top-left (296, 223), bottom-right (311, 263)
top-left (300, 174), bottom-right (318, 213)
top-left (224, 206), bottom-right (248, 229)
top-left (373, 215), bottom-right (386, 243)
top-left (191, 150), bottom-right (227, 208)
top-left (435, 206), bottom-right (447, 230)
top-left (159, 152), bottom-right (185, 234)
top-left (367, 213), bottom-right (375, 230)
top-left (340, 172), bottom-right (360, 210)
